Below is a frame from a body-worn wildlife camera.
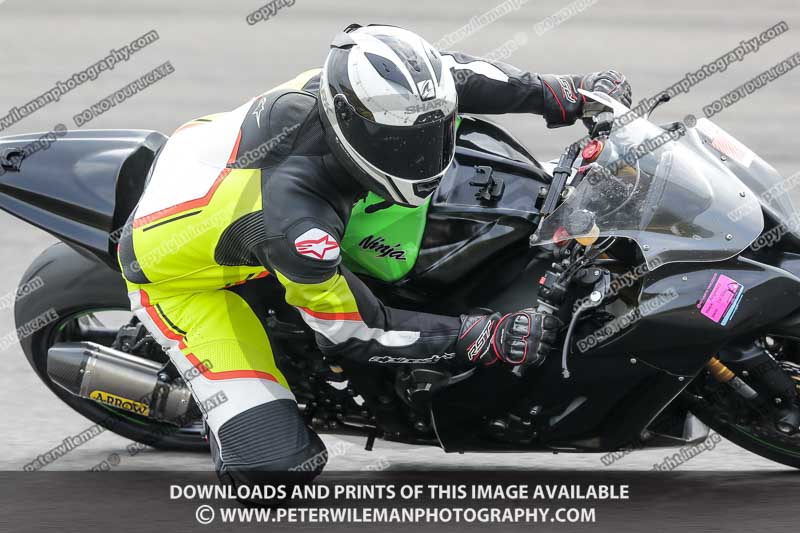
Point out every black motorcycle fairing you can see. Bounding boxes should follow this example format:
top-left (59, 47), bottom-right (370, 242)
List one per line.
top-left (430, 253), bottom-right (800, 452)
top-left (584, 256), bottom-right (800, 376)
top-left (758, 252), bottom-right (800, 338)
top-left (427, 250), bottom-right (690, 452)
top-left (0, 129), bottom-right (166, 268)
top-left (430, 355), bottom-right (687, 452)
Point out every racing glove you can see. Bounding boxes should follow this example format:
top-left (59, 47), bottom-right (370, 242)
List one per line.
top-left (456, 310), bottom-right (560, 367)
top-left (540, 70), bottom-right (632, 127)
top-left (582, 70), bottom-right (632, 107)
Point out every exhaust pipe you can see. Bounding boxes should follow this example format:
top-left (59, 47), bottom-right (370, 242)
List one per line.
top-left (47, 342), bottom-right (194, 425)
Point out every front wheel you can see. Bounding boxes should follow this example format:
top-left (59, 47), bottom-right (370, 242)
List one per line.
top-left (688, 337), bottom-right (800, 469)
top-left (15, 242), bottom-right (208, 452)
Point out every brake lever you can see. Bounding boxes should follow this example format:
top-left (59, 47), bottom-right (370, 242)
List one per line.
top-left (586, 110), bottom-right (615, 138)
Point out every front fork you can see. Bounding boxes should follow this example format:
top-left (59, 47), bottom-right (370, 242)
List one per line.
top-left (709, 347), bottom-right (800, 435)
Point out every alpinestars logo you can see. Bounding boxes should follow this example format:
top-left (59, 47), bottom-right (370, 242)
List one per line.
top-left (358, 235), bottom-right (407, 260)
top-left (369, 353), bottom-right (455, 364)
top-left (557, 76), bottom-right (577, 104)
top-left (295, 228), bottom-right (340, 261)
top-left (252, 96), bottom-right (267, 128)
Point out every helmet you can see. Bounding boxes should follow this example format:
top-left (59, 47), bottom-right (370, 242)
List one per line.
top-left (319, 24), bottom-right (458, 207)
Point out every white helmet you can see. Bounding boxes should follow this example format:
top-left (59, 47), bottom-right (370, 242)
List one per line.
top-left (319, 24), bottom-right (458, 207)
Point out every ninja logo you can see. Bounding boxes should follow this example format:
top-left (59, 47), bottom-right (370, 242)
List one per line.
top-left (358, 235), bottom-right (407, 260)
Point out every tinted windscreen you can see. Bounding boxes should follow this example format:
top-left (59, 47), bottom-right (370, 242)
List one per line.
top-left (535, 91), bottom-right (764, 269)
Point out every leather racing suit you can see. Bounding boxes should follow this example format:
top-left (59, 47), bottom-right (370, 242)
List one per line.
top-left (118, 53), bottom-right (600, 485)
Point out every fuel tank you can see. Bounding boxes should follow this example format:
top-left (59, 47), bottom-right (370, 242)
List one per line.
top-left (340, 115), bottom-right (552, 299)
top-left (410, 116), bottom-right (551, 286)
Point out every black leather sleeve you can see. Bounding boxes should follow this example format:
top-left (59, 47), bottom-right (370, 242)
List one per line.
top-left (441, 51), bottom-right (585, 127)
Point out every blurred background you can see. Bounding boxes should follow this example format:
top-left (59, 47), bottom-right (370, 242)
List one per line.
top-left (1, 0), bottom-right (799, 471)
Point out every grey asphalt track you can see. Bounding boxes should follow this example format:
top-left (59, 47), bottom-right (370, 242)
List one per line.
top-left (1, 0), bottom-right (800, 478)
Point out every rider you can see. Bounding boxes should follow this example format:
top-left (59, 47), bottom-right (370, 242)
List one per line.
top-left (117, 24), bottom-right (631, 486)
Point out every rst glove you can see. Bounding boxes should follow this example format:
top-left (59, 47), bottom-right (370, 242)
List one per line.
top-left (582, 70), bottom-right (632, 107)
top-left (540, 70), bottom-right (632, 127)
top-left (456, 310), bottom-right (560, 367)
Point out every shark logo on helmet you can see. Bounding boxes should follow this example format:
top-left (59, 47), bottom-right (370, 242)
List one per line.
top-left (416, 79), bottom-right (436, 100)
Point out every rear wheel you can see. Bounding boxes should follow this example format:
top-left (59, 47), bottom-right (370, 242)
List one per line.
top-left (689, 336), bottom-right (800, 469)
top-left (15, 243), bottom-right (207, 452)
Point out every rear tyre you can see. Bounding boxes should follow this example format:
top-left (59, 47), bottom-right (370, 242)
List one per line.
top-left (15, 242), bottom-right (208, 452)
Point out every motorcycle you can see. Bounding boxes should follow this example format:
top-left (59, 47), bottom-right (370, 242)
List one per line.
top-left (4, 89), bottom-right (800, 469)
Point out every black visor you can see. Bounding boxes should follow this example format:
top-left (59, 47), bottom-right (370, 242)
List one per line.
top-left (337, 103), bottom-right (456, 181)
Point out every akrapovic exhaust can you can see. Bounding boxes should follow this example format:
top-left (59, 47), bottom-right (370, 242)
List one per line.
top-left (47, 342), bottom-right (193, 424)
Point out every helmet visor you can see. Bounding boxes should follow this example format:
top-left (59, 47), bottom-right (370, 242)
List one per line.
top-left (338, 108), bottom-right (456, 181)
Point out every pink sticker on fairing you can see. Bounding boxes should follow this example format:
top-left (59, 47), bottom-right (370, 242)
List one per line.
top-left (698, 273), bottom-right (743, 325)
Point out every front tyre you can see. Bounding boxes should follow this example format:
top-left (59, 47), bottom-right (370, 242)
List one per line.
top-left (689, 339), bottom-right (800, 469)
